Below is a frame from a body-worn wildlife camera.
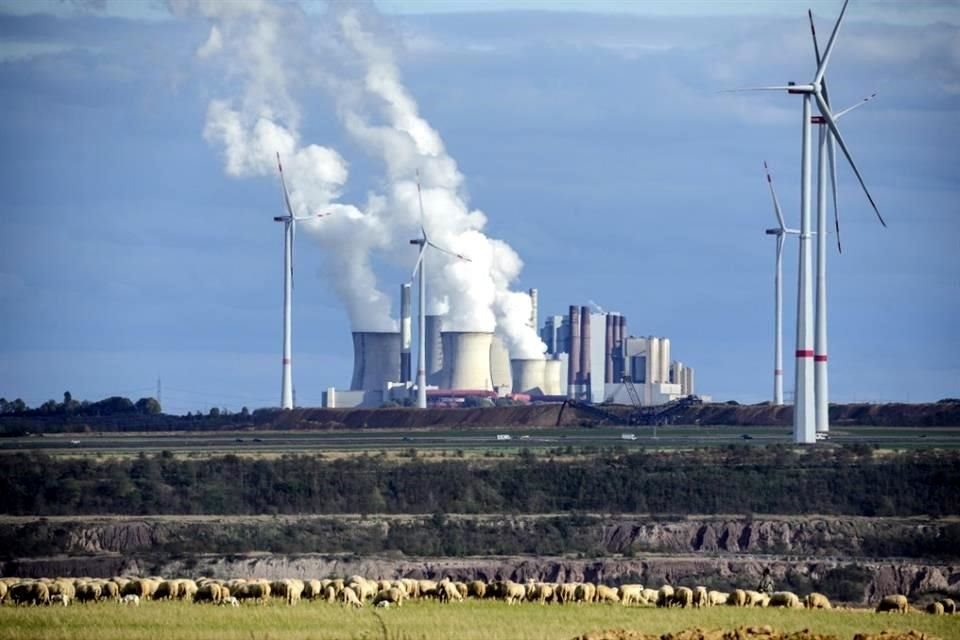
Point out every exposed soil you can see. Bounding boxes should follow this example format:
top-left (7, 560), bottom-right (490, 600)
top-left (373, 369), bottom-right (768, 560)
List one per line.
top-left (573, 629), bottom-right (942, 640)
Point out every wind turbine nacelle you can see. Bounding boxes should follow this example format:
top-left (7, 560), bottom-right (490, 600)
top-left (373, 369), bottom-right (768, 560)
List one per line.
top-left (765, 228), bottom-right (781, 235)
top-left (410, 239), bottom-right (423, 246)
top-left (273, 216), bottom-right (287, 222)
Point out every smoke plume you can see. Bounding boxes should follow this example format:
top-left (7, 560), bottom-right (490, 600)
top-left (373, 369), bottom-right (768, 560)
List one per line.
top-left (179, 0), bottom-right (545, 358)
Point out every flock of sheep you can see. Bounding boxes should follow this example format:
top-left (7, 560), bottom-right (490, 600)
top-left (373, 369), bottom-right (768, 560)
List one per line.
top-left (0, 575), bottom-right (955, 616)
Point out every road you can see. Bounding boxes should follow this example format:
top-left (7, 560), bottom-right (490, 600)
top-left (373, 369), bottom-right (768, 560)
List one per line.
top-left (2, 424), bottom-right (958, 456)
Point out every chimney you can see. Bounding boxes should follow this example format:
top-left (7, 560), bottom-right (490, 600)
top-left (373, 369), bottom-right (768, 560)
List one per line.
top-left (580, 305), bottom-right (591, 399)
top-left (604, 314), bottom-right (614, 384)
top-left (528, 288), bottom-right (538, 330)
top-left (567, 305), bottom-right (580, 398)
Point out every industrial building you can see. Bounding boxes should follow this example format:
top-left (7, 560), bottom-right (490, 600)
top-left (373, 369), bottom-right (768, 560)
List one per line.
top-left (323, 288), bottom-right (701, 408)
top-left (541, 305), bottom-right (699, 406)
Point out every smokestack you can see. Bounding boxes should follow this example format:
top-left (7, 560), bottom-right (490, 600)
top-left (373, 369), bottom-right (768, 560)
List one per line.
top-left (685, 367), bottom-right (695, 396)
top-left (489, 335), bottom-right (513, 390)
top-left (441, 331), bottom-right (494, 390)
top-left (400, 283), bottom-right (412, 383)
top-left (567, 305), bottom-right (580, 398)
top-left (511, 357), bottom-right (546, 395)
top-left (543, 357), bottom-right (563, 395)
top-left (528, 288), bottom-right (538, 330)
top-left (351, 331), bottom-right (402, 391)
top-left (646, 336), bottom-right (660, 385)
top-left (579, 305), bottom-right (591, 398)
top-left (604, 314), bottom-right (614, 384)
top-left (616, 314), bottom-right (627, 381)
top-left (425, 315), bottom-right (444, 385)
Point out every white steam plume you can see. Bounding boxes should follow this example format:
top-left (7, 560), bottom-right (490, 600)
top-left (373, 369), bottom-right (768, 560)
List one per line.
top-left (181, 0), bottom-right (545, 357)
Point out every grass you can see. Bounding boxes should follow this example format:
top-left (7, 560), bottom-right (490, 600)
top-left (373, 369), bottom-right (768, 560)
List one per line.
top-left (0, 600), bottom-right (958, 640)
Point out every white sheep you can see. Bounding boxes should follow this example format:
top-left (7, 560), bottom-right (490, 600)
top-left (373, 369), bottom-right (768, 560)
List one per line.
top-left (121, 594), bottom-right (140, 606)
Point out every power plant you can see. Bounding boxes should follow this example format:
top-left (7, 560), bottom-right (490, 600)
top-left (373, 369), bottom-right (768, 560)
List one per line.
top-left (322, 287), bottom-right (705, 409)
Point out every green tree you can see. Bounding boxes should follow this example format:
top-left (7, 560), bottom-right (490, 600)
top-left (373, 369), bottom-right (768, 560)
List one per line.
top-left (135, 397), bottom-right (162, 415)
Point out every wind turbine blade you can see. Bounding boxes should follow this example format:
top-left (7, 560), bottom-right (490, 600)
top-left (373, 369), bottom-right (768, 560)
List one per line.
top-left (808, 9), bottom-right (823, 67)
top-left (427, 240), bottom-right (471, 262)
top-left (292, 212), bottom-right (332, 221)
top-left (813, 91), bottom-right (886, 227)
top-left (415, 169), bottom-right (428, 241)
top-left (764, 161), bottom-right (787, 231)
top-left (834, 93), bottom-right (877, 120)
top-left (410, 244), bottom-right (426, 282)
top-left (276, 152), bottom-right (295, 218)
top-left (828, 137), bottom-right (842, 254)
top-left (722, 86), bottom-right (803, 92)
top-left (813, 0), bottom-right (849, 86)
top-left (776, 232), bottom-right (785, 262)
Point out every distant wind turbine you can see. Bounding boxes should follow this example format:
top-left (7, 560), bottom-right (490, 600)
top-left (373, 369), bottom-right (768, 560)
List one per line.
top-left (275, 153), bottom-right (330, 410)
top-left (410, 170), bottom-right (471, 409)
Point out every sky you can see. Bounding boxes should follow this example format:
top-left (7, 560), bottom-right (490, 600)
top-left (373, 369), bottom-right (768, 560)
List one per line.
top-left (0, 0), bottom-right (957, 413)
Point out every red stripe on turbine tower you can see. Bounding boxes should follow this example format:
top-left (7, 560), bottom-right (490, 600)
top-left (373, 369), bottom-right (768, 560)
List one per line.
top-left (796, 350), bottom-right (814, 358)
top-left (775, 369), bottom-right (783, 375)
top-left (282, 358), bottom-right (291, 365)
top-left (814, 355), bottom-right (828, 362)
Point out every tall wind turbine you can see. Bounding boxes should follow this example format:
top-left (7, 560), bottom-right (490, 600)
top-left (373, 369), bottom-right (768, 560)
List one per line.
top-left (735, 0), bottom-right (883, 443)
top-left (275, 153), bottom-right (330, 409)
top-left (808, 9), bottom-right (881, 437)
top-left (410, 171), bottom-right (471, 409)
top-left (763, 162), bottom-right (799, 407)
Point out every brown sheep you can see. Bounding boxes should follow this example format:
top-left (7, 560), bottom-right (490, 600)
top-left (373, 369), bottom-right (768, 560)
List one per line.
top-left (876, 594), bottom-right (909, 613)
top-left (672, 586), bottom-right (694, 608)
top-left (373, 587), bottom-right (405, 608)
top-left (692, 586), bottom-right (709, 608)
top-left (575, 582), bottom-right (596, 603)
top-left (926, 601), bottom-right (945, 615)
top-left (466, 580), bottom-right (486, 599)
top-left (656, 585), bottom-right (674, 608)
top-left (805, 592), bottom-right (831, 609)
top-left (940, 597), bottom-right (956, 614)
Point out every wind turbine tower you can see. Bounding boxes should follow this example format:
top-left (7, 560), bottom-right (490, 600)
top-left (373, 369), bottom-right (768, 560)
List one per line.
top-left (763, 162), bottom-right (798, 406)
top-left (274, 153), bottom-right (329, 410)
top-left (410, 171), bottom-right (471, 409)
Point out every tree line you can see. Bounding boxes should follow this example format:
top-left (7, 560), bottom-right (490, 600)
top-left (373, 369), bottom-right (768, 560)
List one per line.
top-left (1, 447), bottom-right (957, 518)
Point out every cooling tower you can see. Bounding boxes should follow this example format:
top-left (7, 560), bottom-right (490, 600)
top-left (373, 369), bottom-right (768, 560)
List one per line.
top-left (568, 305), bottom-right (581, 398)
top-left (646, 336), bottom-right (661, 384)
top-left (511, 357), bottom-right (546, 395)
top-left (543, 358), bottom-right (563, 396)
top-left (351, 331), bottom-right (402, 391)
top-left (489, 335), bottom-right (513, 390)
top-left (659, 337), bottom-right (671, 385)
top-left (441, 331), bottom-right (494, 390)
top-left (400, 284), bottom-right (412, 383)
top-left (425, 315), bottom-right (444, 385)
top-left (579, 306), bottom-right (591, 392)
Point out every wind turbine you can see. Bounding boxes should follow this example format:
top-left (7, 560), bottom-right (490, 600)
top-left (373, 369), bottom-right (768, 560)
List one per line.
top-left (808, 9), bottom-right (881, 437)
top-left (734, 0), bottom-right (883, 443)
top-left (763, 161), bottom-right (799, 407)
top-left (275, 153), bottom-right (330, 410)
top-left (410, 171), bottom-right (471, 409)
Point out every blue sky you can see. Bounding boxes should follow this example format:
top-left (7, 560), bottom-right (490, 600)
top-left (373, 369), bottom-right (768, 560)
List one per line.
top-left (0, 1), bottom-right (957, 413)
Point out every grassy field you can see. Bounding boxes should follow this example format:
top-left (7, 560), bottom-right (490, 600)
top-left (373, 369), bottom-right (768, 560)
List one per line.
top-left (0, 601), bottom-right (957, 640)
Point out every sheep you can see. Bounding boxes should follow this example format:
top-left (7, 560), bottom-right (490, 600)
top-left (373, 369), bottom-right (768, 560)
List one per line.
top-left (805, 592), bottom-right (832, 609)
top-left (236, 581), bottom-right (270, 603)
top-left (0, 581), bottom-right (7, 602)
top-left (640, 588), bottom-right (659, 605)
top-left (595, 585), bottom-right (620, 604)
top-left (672, 587), bottom-right (694, 608)
top-left (575, 582), bottom-right (596, 604)
top-left (656, 585), bottom-right (674, 608)
top-left (221, 596), bottom-right (239, 607)
top-left (303, 579), bottom-right (324, 600)
top-left (49, 593), bottom-right (70, 606)
top-left (745, 590), bottom-right (769, 607)
top-left (121, 594), bottom-right (140, 606)
top-left (940, 597), bottom-right (956, 614)
top-left (438, 579), bottom-right (463, 603)
top-left (618, 585), bottom-right (644, 606)
top-left (9, 582), bottom-right (50, 606)
top-left (195, 583), bottom-right (225, 604)
top-left (467, 580), bottom-right (487, 599)
top-left (100, 580), bottom-right (121, 601)
top-left (692, 586), bottom-right (709, 608)
top-left (400, 579), bottom-right (419, 599)
top-left (504, 581), bottom-right (526, 605)
top-left (373, 587), bottom-right (405, 608)
top-left (926, 601), bottom-right (945, 615)
top-left (76, 582), bottom-right (102, 603)
top-left (768, 591), bottom-right (802, 609)
top-left (530, 582), bottom-right (556, 605)
top-left (708, 590), bottom-right (729, 607)
top-left (323, 585), bottom-right (337, 603)
top-left (557, 583), bottom-right (579, 604)
top-left (49, 580), bottom-right (76, 600)
top-left (417, 579), bottom-right (439, 599)
top-left (876, 594), bottom-right (909, 613)
top-left (340, 586), bottom-right (363, 608)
